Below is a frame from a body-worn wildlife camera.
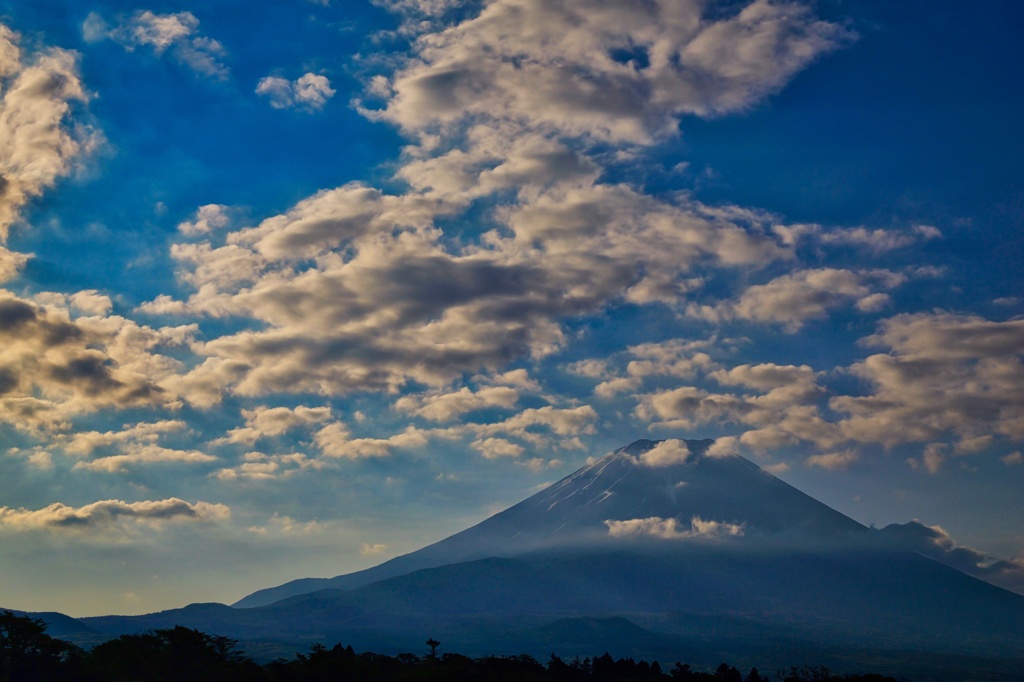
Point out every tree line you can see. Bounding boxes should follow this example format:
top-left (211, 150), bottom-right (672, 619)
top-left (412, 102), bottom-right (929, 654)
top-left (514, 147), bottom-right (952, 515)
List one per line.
top-left (0, 610), bottom-right (898, 682)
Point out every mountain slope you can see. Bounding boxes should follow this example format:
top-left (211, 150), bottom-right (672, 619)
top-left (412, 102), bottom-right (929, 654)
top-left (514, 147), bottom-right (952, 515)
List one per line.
top-left (236, 439), bottom-right (866, 607)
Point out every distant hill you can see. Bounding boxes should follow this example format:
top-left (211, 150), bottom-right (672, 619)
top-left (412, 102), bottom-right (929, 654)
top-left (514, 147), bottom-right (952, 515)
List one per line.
top-left (2, 609), bottom-right (97, 638)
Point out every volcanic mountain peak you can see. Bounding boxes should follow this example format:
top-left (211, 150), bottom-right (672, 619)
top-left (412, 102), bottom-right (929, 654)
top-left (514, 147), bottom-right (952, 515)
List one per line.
top-left (234, 438), bottom-right (864, 608)
top-left (80, 437), bottom-right (1024, 673)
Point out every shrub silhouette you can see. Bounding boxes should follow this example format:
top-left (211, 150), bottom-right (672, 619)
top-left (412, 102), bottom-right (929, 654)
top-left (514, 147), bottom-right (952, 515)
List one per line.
top-left (0, 614), bottom-right (909, 682)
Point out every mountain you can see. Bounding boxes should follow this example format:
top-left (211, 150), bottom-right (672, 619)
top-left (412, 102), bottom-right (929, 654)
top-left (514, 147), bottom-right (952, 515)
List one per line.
top-left (235, 438), bottom-right (866, 608)
top-left (73, 438), bottom-right (1024, 676)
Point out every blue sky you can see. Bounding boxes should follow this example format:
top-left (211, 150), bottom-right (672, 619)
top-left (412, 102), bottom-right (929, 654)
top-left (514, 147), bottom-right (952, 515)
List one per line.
top-left (0, 0), bottom-right (1022, 616)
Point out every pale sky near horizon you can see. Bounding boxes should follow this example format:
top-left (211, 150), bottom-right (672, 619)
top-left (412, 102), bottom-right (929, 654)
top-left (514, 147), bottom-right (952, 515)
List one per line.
top-left (0, 0), bottom-right (1022, 617)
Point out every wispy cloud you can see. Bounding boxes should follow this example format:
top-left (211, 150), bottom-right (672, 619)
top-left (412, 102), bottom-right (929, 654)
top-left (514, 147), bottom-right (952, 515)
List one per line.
top-left (86, 10), bottom-right (229, 80)
top-left (256, 73), bottom-right (335, 111)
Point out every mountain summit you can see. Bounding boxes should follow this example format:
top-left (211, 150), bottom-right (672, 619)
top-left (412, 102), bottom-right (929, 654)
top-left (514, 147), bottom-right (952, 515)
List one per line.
top-left (235, 438), bottom-right (863, 608)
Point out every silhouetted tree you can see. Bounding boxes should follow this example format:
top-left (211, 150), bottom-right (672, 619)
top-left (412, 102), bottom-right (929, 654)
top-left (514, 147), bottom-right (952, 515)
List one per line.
top-left (85, 626), bottom-right (255, 682)
top-left (425, 637), bottom-right (441, 661)
top-left (716, 662), bottom-right (742, 682)
top-left (671, 662), bottom-right (695, 680)
top-left (0, 611), bottom-right (80, 682)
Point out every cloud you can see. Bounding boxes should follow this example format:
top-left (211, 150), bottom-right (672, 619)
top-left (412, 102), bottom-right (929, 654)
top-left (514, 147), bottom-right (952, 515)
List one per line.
top-left (706, 436), bottom-right (740, 458)
top-left (773, 222), bottom-right (942, 253)
top-left (0, 24), bottom-right (96, 240)
top-left (394, 385), bottom-right (519, 421)
top-left (637, 362), bottom-right (838, 451)
top-left (150, 185), bottom-right (796, 402)
top-left (135, 1), bottom-right (855, 408)
top-left (178, 204), bottom-right (231, 236)
top-left (470, 437), bottom-right (523, 459)
top-left (73, 444), bottom-right (216, 473)
top-left (475, 368), bottom-right (542, 392)
top-left (378, 0), bottom-right (851, 144)
top-left (0, 498), bottom-right (229, 531)
top-left (0, 246), bottom-right (29, 282)
top-left (637, 439), bottom-right (691, 467)
top-left (100, 11), bottom-right (229, 80)
top-left (257, 73), bottom-right (336, 111)
top-left (469, 405), bottom-right (598, 447)
top-left (688, 268), bottom-right (906, 330)
top-left (0, 292), bottom-right (188, 432)
top-left (832, 313), bottom-right (1024, 446)
top-left (623, 311), bottom-right (1024, 464)
top-left (605, 515), bottom-right (744, 540)
top-left (69, 290), bottom-right (114, 316)
top-left (214, 451), bottom-right (329, 481)
top-left (315, 422), bottom-right (429, 459)
top-left (805, 450), bottom-right (858, 470)
top-left (214, 405), bottom-right (332, 445)
top-left (59, 419), bottom-right (187, 456)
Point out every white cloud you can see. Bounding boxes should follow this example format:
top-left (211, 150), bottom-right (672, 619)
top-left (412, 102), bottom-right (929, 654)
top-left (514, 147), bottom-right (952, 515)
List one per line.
top-left (134, 0), bottom-right (843, 408)
top-left (81, 12), bottom-right (109, 43)
top-left (475, 368), bottom-right (542, 392)
top-left (953, 435), bottom-right (993, 455)
top-left (394, 385), bottom-right (518, 421)
top-left (214, 405), bottom-right (332, 445)
top-left (178, 204), bottom-right (231, 236)
top-left (706, 436), bottom-right (740, 458)
top-left (0, 24), bottom-right (96, 239)
top-left (128, 11), bottom-right (198, 51)
top-left (469, 405), bottom-right (598, 446)
top-left (379, 0), bottom-right (851, 144)
top-left (315, 422), bottom-right (429, 459)
top-left (637, 361), bottom-right (838, 451)
top-left (605, 515), bottom-right (744, 540)
top-left (0, 293), bottom-right (188, 433)
top-left (0, 498), bottom-right (229, 531)
top-left (73, 444), bottom-right (216, 473)
top-left (0, 246), bottom-right (30, 283)
top-left (832, 313), bottom-right (1024, 447)
top-left (257, 73), bottom-right (335, 111)
top-left (68, 290), bottom-right (114, 316)
top-left (805, 450), bottom-right (858, 470)
top-left (59, 419), bottom-right (187, 456)
top-left (214, 451), bottom-right (329, 481)
top-left (637, 439), bottom-right (691, 467)
top-left (688, 268), bottom-right (906, 330)
top-left (102, 11), bottom-right (229, 80)
top-left (773, 223), bottom-right (941, 253)
top-left (471, 437), bottom-right (523, 459)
